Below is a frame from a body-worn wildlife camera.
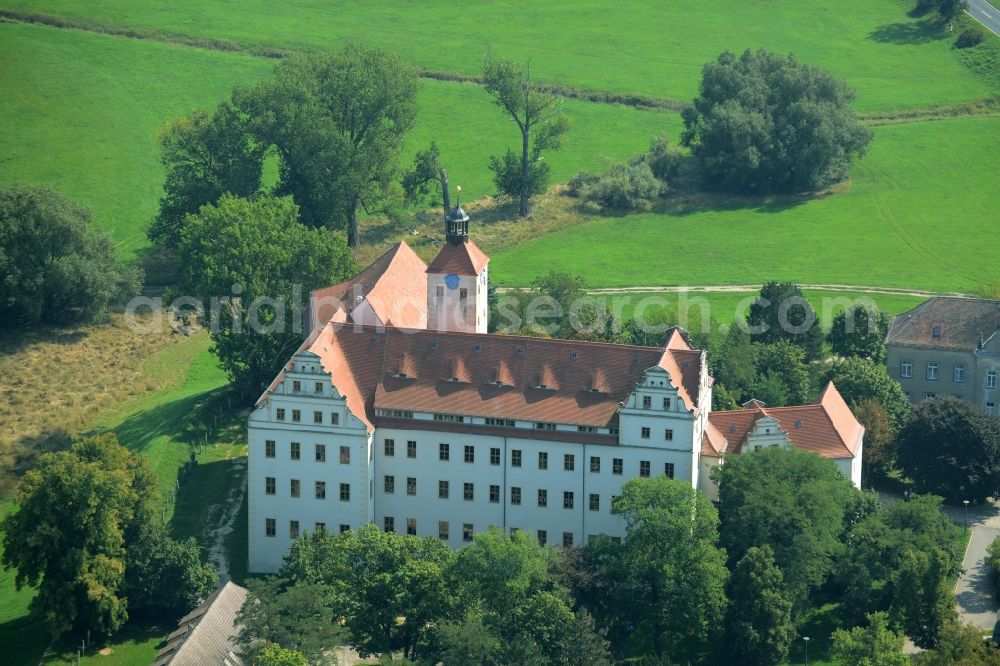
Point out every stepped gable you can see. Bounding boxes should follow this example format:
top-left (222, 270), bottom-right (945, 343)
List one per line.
top-left (283, 325), bottom-right (703, 431)
top-left (425, 238), bottom-right (490, 275)
top-left (886, 296), bottom-right (1000, 352)
top-left (310, 241), bottom-right (428, 329)
top-left (706, 382), bottom-right (862, 459)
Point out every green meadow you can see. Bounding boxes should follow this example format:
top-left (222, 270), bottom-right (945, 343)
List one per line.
top-left (3, 0), bottom-right (996, 112)
top-left (491, 115), bottom-right (1000, 293)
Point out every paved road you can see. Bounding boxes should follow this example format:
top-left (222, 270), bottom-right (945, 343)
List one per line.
top-left (968, 0), bottom-right (1000, 37)
top-left (955, 526), bottom-right (1000, 629)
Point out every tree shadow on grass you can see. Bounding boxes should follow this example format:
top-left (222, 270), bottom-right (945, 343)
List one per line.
top-left (642, 188), bottom-right (822, 218)
top-left (0, 612), bottom-right (49, 666)
top-left (870, 20), bottom-right (945, 45)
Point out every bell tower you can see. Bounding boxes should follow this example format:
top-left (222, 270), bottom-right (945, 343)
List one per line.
top-left (426, 176), bottom-right (490, 334)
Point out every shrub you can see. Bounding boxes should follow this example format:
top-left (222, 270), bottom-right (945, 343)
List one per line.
top-left (630, 136), bottom-right (682, 181)
top-left (987, 535), bottom-right (1000, 597)
top-left (570, 163), bottom-right (663, 211)
top-left (956, 28), bottom-right (984, 49)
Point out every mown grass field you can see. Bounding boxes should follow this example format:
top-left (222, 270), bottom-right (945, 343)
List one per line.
top-left (491, 115), bottom-right (1000, 293)
top-left (0, 20), bottom-right (677, 259)
top-left (3, 0), bottom-right (996, 112)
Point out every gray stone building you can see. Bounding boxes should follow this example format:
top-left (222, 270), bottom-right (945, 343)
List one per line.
top-left (885, 297), bottom-right (1000, 414)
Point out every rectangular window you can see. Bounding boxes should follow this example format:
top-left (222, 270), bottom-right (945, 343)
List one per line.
top-left (900, 360), bottom-right (913, 378)
top-left (289, 520), bottom-right (299, 539)
top-left (663, 397), bottom-right (672, 409)
top-left (276, 408), bottom-right (285, 421)
top-left (925, 393), bottom-right (936, 400)
top-left (292, 380), bottom-right (301, 392)
top-left (563, 491), bottom-right (574, 509)
top-left (954, 365), bottom-right (965, 383)
top-left (384, 475), bottom-right (395, 494)
top-left (459, 287), bottom-right (468, 301)
top-left (339, 524), bottom-right (350, 534)
top-left (384, 516), bottom-right (395, 533)
top-left (439, 480), bottom-right (449, 499)
top-left (564, 454), bottom-right (575, 471)
top-left (535, 422), bottom-right (556, 431)
top-left (464, 482), bottom-right (474, 501)
top-left (290, 442), bottom-right (300, 461)
top-left (292, 409), bottom-right (301, 423)
top-left (512, 450), bottom-right (522, 467)
top-left (314, 381), bottom-right (323, 394)
top-left (589, 493), bottom-right (600, 511)
top-left (265, 440), bottom-right (275, 458)
top-left (490, 484), bottom-right (500, 503)
top-left (485, 417), bottom-right (516, 427)
top-left (590, 456), bottom-right (600, 473)
top-left (290, 479), bottom-right (300, 498)
top-left (987, 402), bottom-right (995, 416)
top-left (436, 285), bottom-right (444, 300)
top-left (511, 487), bottom-right (522, 505)
top-left (464, 445), bottom-right (475, 463)
top-left (339, 483), bottom-right (350, 501)
top-left (406, 518), bottom-right (417, 535)
top-left (265, 476), bottom-right (275, 495)
top-left (562, 532), bottom-right (574, 548)
top-left (490, 447), bottom-right (501, 465)
top-left (613, 458), bottom-right (623, 475)
top-left (315, 522), bottom-right (325, 532)
top-left (384, 439), bottom-right (395, 457)
top-left (664, 462), bottom-right (675, 479)
top-left (340, 446), bottom-right (350, 464)
top-left (578, 425), bottom-right (596, 433)
top-left (641, 427), bottom-right (651, 439)
top-left (407, 440), bottom-right (417, 458)
top-left (989, 371), bottom-right (997, 390)
top-left (331, 412), bottom-right (339, 425)
top-left (313, 411), bottom-right (323, 424)
top-left (315, 481), bottom-right (326, 500)
top-left (265, 518), bottom-right (276, 537)
top-left (537, 530), bottom-right (547, 546)
top-left (315, 444), bottom-right (326, 462)
top-left (642, 396), bottom-right (652, 409)
top-left (463, 523), bottom-right (474, 542)
top-left (640, 461), bottom-right (651, 477)
top-left (926, 362), bottom-right (939, 381)
top-left (438, 521), bottom-right (449, 540)
top-left (664, 429), bottom-right (674, 441)
top-left (407, 477), bottom-right (416, 496)
top-left (439, 443), bottom-right (450, 461)
top-left (538, 452), bottom-right (548, 470)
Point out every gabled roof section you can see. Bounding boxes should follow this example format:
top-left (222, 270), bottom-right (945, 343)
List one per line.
top-left (706, 382), bottom-right (862, 459)
top-left (152, 582), bottom-right (247, 666)
top-left (886, 296), bottom-right (1000, 352)
top-left (310, 241), bottom-right (428, 330)
top-left (426, 239), bottom-right (490, 275)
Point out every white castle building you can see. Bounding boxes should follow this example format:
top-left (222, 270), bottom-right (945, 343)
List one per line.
top-left (247, 199), bottom-right (864, 573)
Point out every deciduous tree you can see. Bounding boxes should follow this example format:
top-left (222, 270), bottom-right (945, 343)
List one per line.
top-left (482, 55), bottom-right (570, 216)
top-left (831, 611), bottom-right (908, 666)
top-left (723, 546), bottom-right (795, 666)
top-left (817, 357), bottom-right (911, 430)
top-left (235, 578), bottom-right (342, 663)
top-left (747, 282), bottom-right (825, 360)
top-left (829, 304), bottom-right (890, 363)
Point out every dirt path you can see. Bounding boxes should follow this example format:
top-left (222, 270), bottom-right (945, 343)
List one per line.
top-left (204, 457), bottom-right (247, 582)
top-left (580, 284), bottom-right (970, 298)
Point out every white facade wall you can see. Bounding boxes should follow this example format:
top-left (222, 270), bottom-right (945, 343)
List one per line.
top-left (426, 266), bottom-right (488, 334)
top-left (248, 351), bottom-right (372, 573)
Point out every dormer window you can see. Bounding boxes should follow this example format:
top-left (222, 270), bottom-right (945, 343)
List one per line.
top-left (932, 325), bottom-right (942, 338)
top-left (729, 424), bottom-right (737, 433)
top-left (794, 420), bottom-right (802, 428)
top-left (571, 351), bottom-right (578, 360)
top-left (394, 372), bottom-right (410, 379)
top-left (534, 383), bottom-right (553, 391)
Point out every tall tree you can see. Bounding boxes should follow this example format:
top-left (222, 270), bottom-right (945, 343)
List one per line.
top-left (828, 304), bottom-right (890, 363)
top-left (830, 611), bottom-right (908, 666)
top-left (149, 102), bottom-right (265, 246)
top-left (611, 476), bottom-right (729, 659)
top-left (235, 578), bottom-right (343, 663)
top-left (1, 434), bottom-right (157, 637)
top-left (753, 340), bottom-right (811, 406)
top-left (482, 55), bottom-right (570, 217)
top-left (890, 548), bottom-right (956, 648)
top-left (176, 194), bottom-right (355, 396)
top-left (716, 447), bottom-right (856, 613)
top-left (237, 45), bottom-right (418, 246)
top-left (747, 282), bottom-right (825, 360)
top-left (913, 620), bottom-right (1000, 665)
top-left (723, 546), bottom-right (795, 666)
top-left (681, 49), bottom-right (872, 194)
top-left (0, 186), bottom-right (141, 326)
top-left (816, 357), bottom-right (910, 430)
top-left (853, 398), bottom-right (896, 482)
top-left (896, 396), bottom-right (1000, 503)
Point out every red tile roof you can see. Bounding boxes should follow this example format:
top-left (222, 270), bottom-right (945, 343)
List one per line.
top-left (259, 324), bottom-right (705, 433)
top-left (310, 242), bottom-right (427, 331)
top-left (426, 239), bottom-right (490, 275)
top-left (705, 382), bottom-right (862, 459)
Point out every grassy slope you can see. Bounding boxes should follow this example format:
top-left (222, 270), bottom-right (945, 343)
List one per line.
top-left (0, 21), bottom-right (676, 257)
top-left (2, 0), bottom-right (995, 112)
top-left (0, 332), bottom-right (248, 665)
top-left (492, 115), bottom-right (1000, 293)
